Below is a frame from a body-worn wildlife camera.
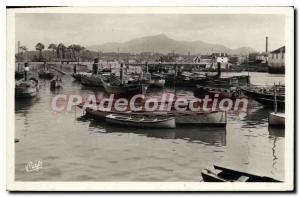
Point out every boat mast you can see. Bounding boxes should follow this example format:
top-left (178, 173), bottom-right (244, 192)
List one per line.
top-left (274, 83), bottom-right (277, 114)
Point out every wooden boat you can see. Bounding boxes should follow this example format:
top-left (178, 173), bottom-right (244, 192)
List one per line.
top-left (81, 104), bottom-right (226, 127)
top-left (201, 165), bottom-right (281, 182)
top-left (175, 111), bottom-right (227, 126)
top-left (194, 85), bottom-right (242, 99)
top-left (80, 73), bottom-right (104, 87)
top-left (72, 72), bottom-right (90, 82)
top-left (101, 76), bottom-right (148, 95)
top-left (269, 112), bottom-right (285, 127)
top-left (241, 85), bottom-right (285, 109)
top-left (106, 114), bottom-right (176, 129)
top-left (38, 70), bottom-right (56, 79)
top-left (149, 73), bottom-right (165, 88)
top-left (15, 78), bottom-right (39, 98)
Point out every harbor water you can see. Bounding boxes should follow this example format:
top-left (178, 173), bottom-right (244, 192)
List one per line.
top-left (15, 72), bottom-right (285, 181)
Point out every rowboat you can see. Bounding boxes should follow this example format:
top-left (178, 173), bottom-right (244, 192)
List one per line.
top-left (269, 112), bottom-right (285, 127)
top-left (241, 85), bottom-right (285, 109)
top-left (175, 111), bottom-right (227, 127)
top-left (50, 79), bottom-right (63, 90)
top-left (106, 114), bottom-right (176, 129)
top-left (15, 78), bottom-right (39, 98)
top-left (81, 105), bottom-right (226, 126)
top-left (201, 165), bottom-right (281, 182)
top-left (38, 70), bottom-right (56, 79)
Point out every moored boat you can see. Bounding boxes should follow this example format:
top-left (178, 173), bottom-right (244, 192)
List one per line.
top-left (149, 73), bottom-right (166, 88)
top-left (241, 85), bottom-right (285, 109)
top-left (194, 85), bottom-right (242, 99)
top-left (201, 165), bottom-right (281, 182)
top-left (269, 112), bottom-right (285, 127)
top-left (80, 73), bottom-right (104, 87)
top-left (106, 114), bottom-right (176, 129)
top-left (15, 78), bottom-right (39, 98)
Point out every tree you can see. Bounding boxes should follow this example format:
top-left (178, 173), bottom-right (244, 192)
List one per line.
top-left (57, 43), bottom-right (66, 59)
top-left (35, 42), bottom-right (45, 61)
top-left (68, 44), bottom-right (85, 61)
top-left (48, 43), bottom-right (57, 59)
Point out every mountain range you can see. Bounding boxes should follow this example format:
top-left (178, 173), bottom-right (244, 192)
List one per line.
top-left (87, 34), bottom-right (256, 55)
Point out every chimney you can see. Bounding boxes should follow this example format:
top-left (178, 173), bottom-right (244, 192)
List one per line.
top-left (120, 63), bottom-right (124, 84)
top-left (217, 62), bottom-right (221, 77)
top-left (266, 36), bottom-right (268, 54)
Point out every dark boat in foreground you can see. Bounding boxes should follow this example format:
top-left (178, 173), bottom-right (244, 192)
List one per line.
top-left (241, 85), bottom-right (285, 109)
top-left (15, 78), bottom-right (39, 98)
top-left (201, 165), bottom-right (281, 182)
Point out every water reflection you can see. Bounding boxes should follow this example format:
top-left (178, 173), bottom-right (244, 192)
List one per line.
top-left (242, 107), bottom-right (270, 127)
top-left (268, 127), bottom-right (285, 138)
top-left (83, 116), bottom-right (226, 146)
top-left (15, 97), bottom-right (39, 113)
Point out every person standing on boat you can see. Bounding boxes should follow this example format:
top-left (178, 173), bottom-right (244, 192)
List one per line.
top-left (92, 58), bottom-right (99, 75)
top-left (73, 64), bottom-right (77, 74)
top-left (24, 62), bottom-right (29, 81)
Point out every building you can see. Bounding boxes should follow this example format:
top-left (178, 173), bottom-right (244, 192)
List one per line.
top-left (268, 46), bottom-right (285, 73)
top-left (212, 53), bottom-right (229, 69)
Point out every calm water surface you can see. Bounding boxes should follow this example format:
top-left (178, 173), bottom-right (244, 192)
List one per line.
top-left (15, 72), bottom-right (285, 181)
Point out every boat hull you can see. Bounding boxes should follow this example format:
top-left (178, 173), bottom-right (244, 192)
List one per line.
top-left (175, 111), bottom-right (227, 127)
top-left (15, 79), bottom-right (39, 98)
top-left (201, 165), bottom-right (281, 182)
top-left (269, 112), bottom-right (285, 127)
top-left (80, 74), bottom-right (103, 87)
top-left (241, 87), bottom-right (285, 109)
top-left (106, 115), bottom-right (176, 129)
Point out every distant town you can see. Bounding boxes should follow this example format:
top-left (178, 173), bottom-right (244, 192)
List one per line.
top-left (15, 36), bottom-right (285, 74)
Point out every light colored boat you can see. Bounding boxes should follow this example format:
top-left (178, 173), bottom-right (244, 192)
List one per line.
top-left (269, 112), bottom-right (285, 127)
top-left (106, 114), bottom-right (176, 129)
top-left (15, 78), bottom-right (39, 98)
top-left (175, 111), bottom-right (227, 127)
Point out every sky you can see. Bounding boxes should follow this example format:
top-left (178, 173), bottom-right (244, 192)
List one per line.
top-left (15, 13), bottom-right (285, 52)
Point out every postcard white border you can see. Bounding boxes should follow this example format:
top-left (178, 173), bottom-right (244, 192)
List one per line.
top-left (6, 6), bottom-right (294, 191)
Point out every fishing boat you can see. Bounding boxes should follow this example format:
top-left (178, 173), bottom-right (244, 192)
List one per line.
top-left (106, 114), bottom-right (176, 129)
top-left (194, 85), bottom-right (242, 99)
top-left (175, 111), bottom-right (227, 127)
top-left (72, 72), bottom-right (90, 82)
top-left (241, 84), bottom-right (285, 109)
top-left (269, 112), bottom-right (285, 127)
top-left (80, 103), bottom-right (226, 126)
top-left (80, 73), bottom-right (104, 87)
top-left (38, 70), bottom-right (56, 79)
top-left (268, 85), bottom-right (285, 127)
top-left (201, 165), bottom-right (281, 182)
top-left (149, 73), bottom-right (165, 88)
top-left (15, 78), bottom-right (39, 98)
